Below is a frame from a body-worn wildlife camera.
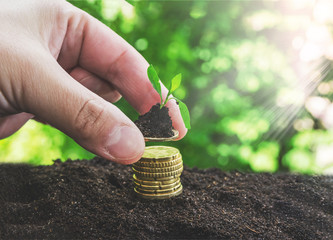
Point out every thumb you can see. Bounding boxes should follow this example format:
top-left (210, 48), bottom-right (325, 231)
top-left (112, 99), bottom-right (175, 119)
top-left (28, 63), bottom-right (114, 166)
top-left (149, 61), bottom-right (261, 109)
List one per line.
top-left (19, 52), bottom-right (144, 165)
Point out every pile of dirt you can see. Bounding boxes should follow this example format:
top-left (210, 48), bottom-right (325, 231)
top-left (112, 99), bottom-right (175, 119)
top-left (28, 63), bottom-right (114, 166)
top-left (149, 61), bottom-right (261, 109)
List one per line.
top-left (134, 103), bottom-right (174, 138)
top-left (0, 158), bottom-right (332, 239)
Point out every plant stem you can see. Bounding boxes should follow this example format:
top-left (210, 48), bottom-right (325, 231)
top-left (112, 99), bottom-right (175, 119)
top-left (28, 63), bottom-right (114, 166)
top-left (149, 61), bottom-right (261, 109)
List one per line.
top-left (161, 92), bottom-right (171, 108)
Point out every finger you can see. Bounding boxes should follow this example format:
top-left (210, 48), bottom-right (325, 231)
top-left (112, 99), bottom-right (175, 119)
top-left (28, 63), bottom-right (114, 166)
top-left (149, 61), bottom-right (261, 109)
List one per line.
top-left (70, 67), bottom-right (122, 103)
top-left (58, 3), bottom-right (187, 139)
top-left (32, 117), bottom-right (48, 125)
top-left (0, 113), bottom-right (33, 139)
top-left (20, 51), bottom-right (144, 165)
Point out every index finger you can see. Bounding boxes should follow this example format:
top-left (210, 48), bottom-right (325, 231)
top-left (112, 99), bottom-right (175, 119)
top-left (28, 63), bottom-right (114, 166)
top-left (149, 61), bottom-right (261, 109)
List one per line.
top-left (61, 2), bottom-right (187, 139)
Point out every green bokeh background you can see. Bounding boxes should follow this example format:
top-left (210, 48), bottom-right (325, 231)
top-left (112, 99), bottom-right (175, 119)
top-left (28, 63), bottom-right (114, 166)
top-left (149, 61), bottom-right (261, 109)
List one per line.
top-left (1, 0), bottom-right (333, 174)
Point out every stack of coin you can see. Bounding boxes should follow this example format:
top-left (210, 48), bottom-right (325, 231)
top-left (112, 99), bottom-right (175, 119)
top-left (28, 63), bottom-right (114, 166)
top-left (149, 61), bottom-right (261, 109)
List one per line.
top-left (133, 146), bottom-right (183, 199)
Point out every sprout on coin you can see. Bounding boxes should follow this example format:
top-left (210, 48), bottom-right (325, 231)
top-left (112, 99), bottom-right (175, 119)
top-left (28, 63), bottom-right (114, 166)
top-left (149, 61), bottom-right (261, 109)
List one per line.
top-left (147, 65), bottom-right (191, 130)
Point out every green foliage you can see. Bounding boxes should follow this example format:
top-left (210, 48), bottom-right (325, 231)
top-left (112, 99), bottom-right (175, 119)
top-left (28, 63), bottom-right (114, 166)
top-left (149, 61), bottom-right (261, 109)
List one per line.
top-left (147, 65), bottom-right (191, 129)
top-left (0, 121), bottom-right (94, 165)
top-left (177, 100), bottom-right (191, 130)
top-left (170, 73), bottom-right (182, 93)
top-left (147, 65), bottom-right (162, 103)
top-left (1, 0), bottom-right (332, 174)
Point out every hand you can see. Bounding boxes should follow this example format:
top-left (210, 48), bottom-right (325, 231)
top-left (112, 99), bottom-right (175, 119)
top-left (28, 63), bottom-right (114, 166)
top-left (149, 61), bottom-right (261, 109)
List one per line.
top-left (0, 0), bottom-right (187, 164)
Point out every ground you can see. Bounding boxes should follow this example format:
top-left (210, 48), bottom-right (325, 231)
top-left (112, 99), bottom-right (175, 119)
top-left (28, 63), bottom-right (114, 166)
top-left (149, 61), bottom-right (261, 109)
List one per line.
top-left (0, 158), bottom-right (332, 239)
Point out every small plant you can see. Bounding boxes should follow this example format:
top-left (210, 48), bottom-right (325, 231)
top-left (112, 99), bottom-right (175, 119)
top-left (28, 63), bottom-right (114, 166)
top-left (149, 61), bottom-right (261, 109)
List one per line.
top-left (147, 64), bottom-right (191, 129)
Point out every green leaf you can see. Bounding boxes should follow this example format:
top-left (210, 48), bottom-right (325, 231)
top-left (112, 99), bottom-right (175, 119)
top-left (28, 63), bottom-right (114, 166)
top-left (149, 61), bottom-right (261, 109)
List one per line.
top-left (177, 100), bottom-right (191, 129)
top-left (170, 73), bottom-right (182, 93)
top-left (147, 65), bottom-right (162, 101)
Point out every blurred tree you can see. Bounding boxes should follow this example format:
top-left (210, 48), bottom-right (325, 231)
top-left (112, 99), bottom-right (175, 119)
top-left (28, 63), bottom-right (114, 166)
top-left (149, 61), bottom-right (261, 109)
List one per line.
top-left (1, 0), bottom-right (333, 174)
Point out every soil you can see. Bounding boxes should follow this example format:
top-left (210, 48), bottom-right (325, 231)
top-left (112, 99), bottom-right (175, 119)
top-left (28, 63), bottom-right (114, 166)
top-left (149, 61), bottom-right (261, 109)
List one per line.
top-left (0, 158), bottom-right (332, 240)
top-left (134, 103), bottom-right (174, 138)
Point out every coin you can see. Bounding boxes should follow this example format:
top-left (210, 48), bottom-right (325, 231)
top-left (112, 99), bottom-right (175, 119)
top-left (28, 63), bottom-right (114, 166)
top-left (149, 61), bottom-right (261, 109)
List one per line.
top-left (140, 146), bottom-right (181, 161)
top-left (133, 174), bottom-right (180, 186)
top-left (134, 184), bottom-right (183, 200)
top-left (134, 157), bottom-right (182, 168)
top-left (144, 129), bottom-right (179, 142)
top-left (133, 178), bottom-right (180, 190)
top-left (132, 166), bottom-right (183, 178)
top-left (132, 145), bottom-right (184, 199)
top-left (133, 161), bottom-right (183, 173)
top-left (136, 174), bottom-right (182, 181)
top-left (135, 182), bottom-right (182, 194)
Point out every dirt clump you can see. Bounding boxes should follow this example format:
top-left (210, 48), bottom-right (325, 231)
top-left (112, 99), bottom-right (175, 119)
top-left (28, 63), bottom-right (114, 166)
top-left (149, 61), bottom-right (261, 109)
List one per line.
top-left (134, 103), bottom-right (174, 138)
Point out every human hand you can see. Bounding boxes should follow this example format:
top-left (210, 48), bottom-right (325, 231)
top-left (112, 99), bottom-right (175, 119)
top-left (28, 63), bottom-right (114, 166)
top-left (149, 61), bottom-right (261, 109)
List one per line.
top-left (0, 0), bottom-right (187, 164)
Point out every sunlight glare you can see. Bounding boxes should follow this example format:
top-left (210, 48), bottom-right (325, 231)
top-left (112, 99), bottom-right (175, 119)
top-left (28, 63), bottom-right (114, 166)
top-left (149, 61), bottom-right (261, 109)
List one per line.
top-left (300, 43), bottom-right (324, 62)
top-left (315, 144), bottom-right (333, 174)
top-left (305, 96), bottom-right (330, 118)
top-left (321, 104), bottom-right (333, 128)
top-left (317, 82), bottom-right (331, 95)
top-left (276, 88), bottom-right (305, 107)
top-left (293, 118), bottom-right (314, 131)
top-left (313, 0), bottom-right (333, 23)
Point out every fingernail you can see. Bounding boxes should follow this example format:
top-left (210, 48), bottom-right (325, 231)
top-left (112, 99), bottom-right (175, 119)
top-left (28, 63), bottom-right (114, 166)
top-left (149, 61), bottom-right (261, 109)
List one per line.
top-left (106, 125), bottom-right (144, 161)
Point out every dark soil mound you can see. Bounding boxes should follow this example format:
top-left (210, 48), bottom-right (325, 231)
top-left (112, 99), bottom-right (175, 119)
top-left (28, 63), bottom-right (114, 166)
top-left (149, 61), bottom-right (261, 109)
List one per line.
top-left (134, 103), bottom-right (174, 138)
top-left (0, 158), bottom-right (332, 239)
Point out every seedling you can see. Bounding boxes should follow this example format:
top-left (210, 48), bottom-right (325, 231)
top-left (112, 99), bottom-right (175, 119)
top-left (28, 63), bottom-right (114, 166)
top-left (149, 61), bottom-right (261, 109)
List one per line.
top-left (147, 65), bottom-right (191, 129)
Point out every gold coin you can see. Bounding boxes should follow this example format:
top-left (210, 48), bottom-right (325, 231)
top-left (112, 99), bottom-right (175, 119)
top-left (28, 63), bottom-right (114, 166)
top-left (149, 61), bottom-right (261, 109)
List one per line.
top-left (135, 182), bottom-right (181, 194)
top-left (134, 157), bottom-right (182, 168)
top-left (140, 146), bottom-right (181, 161)
top-left (133, 176), bottom-right (180, 187)
top-left (144, 129), bottom-right (179, 142)
top-left (133, 174), bottom-right (180, 186)
top-left (133, 178), bottom-right (180, 190)
top-left (136, 174), bottom-right (182, 181)
top-left (133, 161), bottom-right (183, 173)
top-left (133, 166), bottom-right (183, 178)
top-left (134, 184), bottom-right (183, 200)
